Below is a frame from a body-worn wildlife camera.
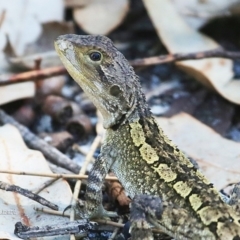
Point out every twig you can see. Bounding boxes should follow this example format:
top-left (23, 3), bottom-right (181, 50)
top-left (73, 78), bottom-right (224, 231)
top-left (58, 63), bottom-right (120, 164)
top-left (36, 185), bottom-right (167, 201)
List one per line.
top-left (1, 48), bottom-right (240, 87)
top-left (0, 66), bottom-right (66, 86)
top-left (35, 207), bottom-right (164, 234)
top-left (33, 178), bottom-right (61, 195)
top-left (34, 207), bottom-right (62, 215)
top-left (35, 207), bottom-right (125, 228)
top-left (0, 109), bottom-right (80, 173)
top-left (14, 219), bottom-right (94, 239)
top-left (0, 169), bottom-right (118, 181)
top-left (129, 47), bottom-right (240, 67)
top-left (0, 181), bottom-right (58, 210)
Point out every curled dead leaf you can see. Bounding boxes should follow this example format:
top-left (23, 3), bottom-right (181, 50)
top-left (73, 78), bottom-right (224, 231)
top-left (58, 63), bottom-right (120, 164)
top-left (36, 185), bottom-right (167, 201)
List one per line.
top-left (172, 0), bottom-right (240, 29)
top-left (73, 0), bottom-right (129, 35)
top-left (143, 0), bottom-right (240, 104)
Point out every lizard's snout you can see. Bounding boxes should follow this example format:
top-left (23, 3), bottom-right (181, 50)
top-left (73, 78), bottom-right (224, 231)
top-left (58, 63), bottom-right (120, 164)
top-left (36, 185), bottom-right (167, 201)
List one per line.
top-left (54, 37), bottom-right (73, 53)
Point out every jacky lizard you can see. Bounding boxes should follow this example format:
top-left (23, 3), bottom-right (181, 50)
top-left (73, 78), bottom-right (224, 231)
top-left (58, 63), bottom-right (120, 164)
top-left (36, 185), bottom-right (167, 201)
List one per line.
top-left (55, 34), bottom-right (240, 240)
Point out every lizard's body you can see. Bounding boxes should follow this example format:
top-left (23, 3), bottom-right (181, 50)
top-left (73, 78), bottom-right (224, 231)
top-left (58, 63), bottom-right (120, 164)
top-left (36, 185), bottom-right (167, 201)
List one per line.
top-left (55, 34), bottom-right (240, 240)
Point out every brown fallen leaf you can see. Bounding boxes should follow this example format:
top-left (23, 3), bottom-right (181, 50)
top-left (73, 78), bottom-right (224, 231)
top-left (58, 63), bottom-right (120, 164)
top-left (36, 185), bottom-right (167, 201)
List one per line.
top-left (105, 173), bottom-right (131, 207)
top-left (73, 0), bottom-right (129, 35)
top-left (156, 113), bottom-right (240, 190)
top-left (0, 124), bottom-right (72, 239)
top-left (143, 0), bottom-right (240, 104)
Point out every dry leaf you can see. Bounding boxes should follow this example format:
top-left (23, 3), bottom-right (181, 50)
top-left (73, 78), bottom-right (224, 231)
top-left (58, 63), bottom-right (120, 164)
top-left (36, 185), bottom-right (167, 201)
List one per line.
top-left (156, 113), bottom-right (240, 190)
top-left (0, 0), bottom-right (69, 69)
top-left (0, 124), bottom-right (72, 239)
top-left (4, 21), bottom-right (74, 69)
top-left (0, 82), bottom-right (35, 105)
top-left (143, 0), bottom-right (240, 104)
top-left (172, 0), bottom-right (240, 29)
top-left (73, 0), bottom-right (129, 35)
top-left (0, 0), bottom-right (64, 55)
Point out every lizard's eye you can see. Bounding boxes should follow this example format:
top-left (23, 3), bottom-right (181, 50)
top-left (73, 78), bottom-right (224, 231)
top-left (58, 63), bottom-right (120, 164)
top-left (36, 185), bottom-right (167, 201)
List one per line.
top-left (89, 51), bottom-right (102, 62)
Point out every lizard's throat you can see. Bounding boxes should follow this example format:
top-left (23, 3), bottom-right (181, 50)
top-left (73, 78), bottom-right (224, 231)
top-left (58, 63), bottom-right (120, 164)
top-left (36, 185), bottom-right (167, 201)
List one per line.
top-left (108, 94), bottom-right (152, 131)
top-left (99, 95), bottom-right (137, 129)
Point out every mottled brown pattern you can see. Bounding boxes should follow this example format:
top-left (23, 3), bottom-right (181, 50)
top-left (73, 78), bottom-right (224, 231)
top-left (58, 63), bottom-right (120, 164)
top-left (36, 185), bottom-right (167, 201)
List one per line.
top-left (55, 34), bottom-right (240, 240)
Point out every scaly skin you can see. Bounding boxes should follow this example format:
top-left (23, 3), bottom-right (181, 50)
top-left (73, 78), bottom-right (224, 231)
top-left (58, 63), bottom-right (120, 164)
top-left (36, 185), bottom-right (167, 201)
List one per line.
top-left (55, 34), bottom-right (240, 240)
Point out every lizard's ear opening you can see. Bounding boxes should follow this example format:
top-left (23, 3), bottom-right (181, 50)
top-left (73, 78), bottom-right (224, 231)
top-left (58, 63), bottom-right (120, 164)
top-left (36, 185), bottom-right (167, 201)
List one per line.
top-left (109, 85), bottom-right (122, 97)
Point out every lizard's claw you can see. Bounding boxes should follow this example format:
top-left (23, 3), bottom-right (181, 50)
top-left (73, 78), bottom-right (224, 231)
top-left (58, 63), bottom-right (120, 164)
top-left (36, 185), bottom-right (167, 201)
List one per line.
top-left (62, 204), bottom-right (72, 216)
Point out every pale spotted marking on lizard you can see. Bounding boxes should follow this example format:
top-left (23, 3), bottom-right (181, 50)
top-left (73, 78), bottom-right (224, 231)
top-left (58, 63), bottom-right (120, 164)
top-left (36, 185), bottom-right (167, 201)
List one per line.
top-left (55, 34), bottom-right (240, 240)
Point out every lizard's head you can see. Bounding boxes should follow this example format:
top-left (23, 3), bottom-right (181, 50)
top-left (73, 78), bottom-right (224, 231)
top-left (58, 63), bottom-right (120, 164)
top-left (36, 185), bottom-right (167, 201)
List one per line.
top-left (55, 34), bottom-right (137, 129)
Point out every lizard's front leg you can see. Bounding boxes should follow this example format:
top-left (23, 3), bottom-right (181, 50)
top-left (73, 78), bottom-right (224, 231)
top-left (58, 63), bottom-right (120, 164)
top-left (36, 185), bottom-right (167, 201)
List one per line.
top-left (129, 194), bottom-right (186, 240)
top-left (79, 154), bottom-right (117, 219)
top-left (129, 194), bottom-right (163, 240)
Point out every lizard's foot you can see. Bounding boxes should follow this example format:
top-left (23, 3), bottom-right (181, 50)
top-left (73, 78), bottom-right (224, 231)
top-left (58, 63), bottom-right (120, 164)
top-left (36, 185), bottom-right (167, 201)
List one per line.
top-left (129, 194), bottom-right (163, 240)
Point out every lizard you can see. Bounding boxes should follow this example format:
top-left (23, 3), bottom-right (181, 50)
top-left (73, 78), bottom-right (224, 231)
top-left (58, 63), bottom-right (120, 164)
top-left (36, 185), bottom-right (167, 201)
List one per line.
top-left (54, 34), bottom-right (240, 240)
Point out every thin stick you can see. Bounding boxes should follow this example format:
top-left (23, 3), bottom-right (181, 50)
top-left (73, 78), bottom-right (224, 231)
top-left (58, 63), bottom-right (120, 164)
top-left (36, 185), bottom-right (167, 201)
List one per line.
top-left (35, 207), bottom-right (164, 234)
top-left (35, 207), bottom-right (124, 228)
top-left (2, 48), bottom-right (240, 86)
top-left (0, 181), bottom-right (58, 210)
top-left (129, 47), bottom-right (240, 67)
top-left (0, 169), bottom-right (118, 181)
top-left (14, 219), bottom-right (93, 238)
top-left (0, 66), bottom-right (66, 86)
top-left (33, 178), bottom-right (61, 195)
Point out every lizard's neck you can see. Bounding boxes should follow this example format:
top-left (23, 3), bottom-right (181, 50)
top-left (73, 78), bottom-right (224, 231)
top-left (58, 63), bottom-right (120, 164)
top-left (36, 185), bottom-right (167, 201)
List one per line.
top-left (127, 81), bottom-right (152, 123)
top-left (109, 74), bottom-right (152, 130)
